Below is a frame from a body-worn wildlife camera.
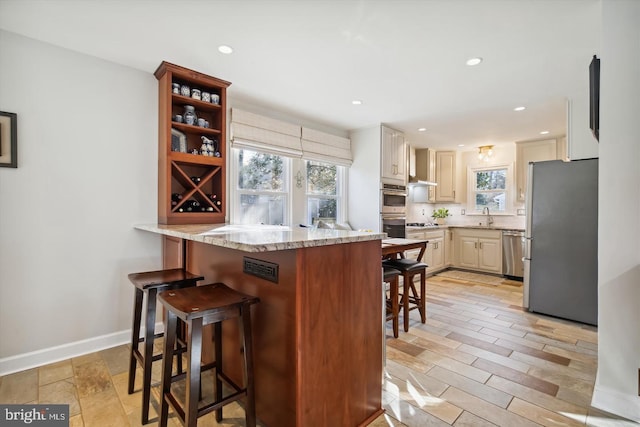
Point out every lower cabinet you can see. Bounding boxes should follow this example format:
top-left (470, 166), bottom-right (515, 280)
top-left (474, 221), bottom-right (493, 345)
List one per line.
top-left (453, 228), bottom-right (502, 274)
top-left (405, 229), bottom-right (447, 274)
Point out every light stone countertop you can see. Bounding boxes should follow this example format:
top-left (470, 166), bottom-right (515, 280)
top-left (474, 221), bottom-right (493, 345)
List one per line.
top-left (134, 223), bottom-right (386, 253)
top-left (406, 225), bottom-right (525, 232)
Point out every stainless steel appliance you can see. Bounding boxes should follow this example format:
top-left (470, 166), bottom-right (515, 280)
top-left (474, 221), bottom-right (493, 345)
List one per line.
top-left (502, 230), bottom-right (524, 279)
top-left (380, 184), bottom-right (407, 215)
top-left (523, 159), bottom-right (598, 325)
top-left (381, 215), bottom-right (405, 238)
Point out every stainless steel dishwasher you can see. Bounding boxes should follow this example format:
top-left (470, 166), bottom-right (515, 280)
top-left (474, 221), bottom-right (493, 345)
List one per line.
top-left (502, 230), bottom-right (524, 279)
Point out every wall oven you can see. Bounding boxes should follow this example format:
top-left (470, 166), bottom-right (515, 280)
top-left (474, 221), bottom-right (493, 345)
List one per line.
top-left (380, 184), bottom-right (407, 215)
top-left (381, 215), bottom-right (406, 238)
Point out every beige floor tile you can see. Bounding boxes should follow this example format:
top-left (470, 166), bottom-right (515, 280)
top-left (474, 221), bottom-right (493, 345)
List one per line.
top-left (383, 398), bottom-right (453, 427)
top-left (73, 358), bottom-right (114, 399)
top-left (369, 412), bottom-right (407, 426)
top-left (555, 386), bottom-right (593, 408)
top-left (417, 349), bottom-right (491, 384)
top-left (411, 337), bottom-right (478, 365)
top-left (486, 376), bottom-right (588, 422)
top-left (39, 359), bottom-right (74, 386)
top-left (508, 397), bottom-right (585, 426)
top-left (99, 344), bottom-right (131, 376)
top-left (477, 325), bottom-right (529, 340)
top-left (543, 344), bottom-right (598, 363)
top-left (385, 375), bottom-right (463, 424)
top-left (385, 360), bottom-right (449, 397)
top-left (386, 346), bottom-right (434, 373)
top-left (493, 336), bottom-right (545, 351)
top-left (511, 352), bottom-right (593, 381)
top-left (458, 344), bottom-right (530, 373)
top-left (71, 352), bottom-right (101, 367)
top-left (427, 366), bottom-right (513, 409)
top-left (440, 387), bottom-right (540, 427)
top-left (39, 378), bottom-right (81, 416)
top-left (407, 327), bottom-right (462, 349)
top-left (78, 387), bottom-right (128, 427)
top-left (0, 368), bottom-right (38, 404)
top-left (69, 414), bottom-right (84, 427)
top-left (453, 411), bottom-right (498, 426)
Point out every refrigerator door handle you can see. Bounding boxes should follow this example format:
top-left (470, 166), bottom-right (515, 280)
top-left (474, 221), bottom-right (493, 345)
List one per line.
top-left (522, 236), bottom-right (532, 261)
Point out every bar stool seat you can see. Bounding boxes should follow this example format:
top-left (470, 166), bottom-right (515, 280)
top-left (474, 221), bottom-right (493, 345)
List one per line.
top-left (384, 259), bottom-right (427, 332)
top-left (158, 283), bottom-right (260, 427)
top-left (383, 266), bottom-right (401, 338)
top-left (127, 268), bottom-right (204, 424)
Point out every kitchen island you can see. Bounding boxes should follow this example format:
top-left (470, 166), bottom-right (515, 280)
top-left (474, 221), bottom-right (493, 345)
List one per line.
top-left (135, 223), bottom-right (386, 427)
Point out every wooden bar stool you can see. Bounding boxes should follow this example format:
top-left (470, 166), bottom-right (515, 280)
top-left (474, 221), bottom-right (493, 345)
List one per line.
top-left (127, 268), bottom-right (204, 424)
top-left (158, 282), bottom-right (260, 427)
top-left (384, 259), bottom-right (427, 332)
top-left (383, 266), bottom-right (401, 338)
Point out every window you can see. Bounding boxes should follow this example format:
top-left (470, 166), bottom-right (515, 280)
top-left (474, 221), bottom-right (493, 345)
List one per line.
top-left (232, 149), bottom-right (347, 225)
top-left (468, 164), bottom-right (512, 213)
top-left (306, 160), bottom-right (340, 224)
top-left (234, 149), bottom-right (289, 225)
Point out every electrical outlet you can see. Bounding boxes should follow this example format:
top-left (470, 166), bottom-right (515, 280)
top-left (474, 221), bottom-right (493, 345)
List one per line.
top-left (422, 209), bottom-right (425, 216)
top-left (517, 209), bottom-right (526, 216)
top-left (461, 209), bottom-right (465, 215)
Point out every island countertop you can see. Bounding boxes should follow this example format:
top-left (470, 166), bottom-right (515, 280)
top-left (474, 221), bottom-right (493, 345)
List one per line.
top-left (134, 223), bottom-right (386, 252)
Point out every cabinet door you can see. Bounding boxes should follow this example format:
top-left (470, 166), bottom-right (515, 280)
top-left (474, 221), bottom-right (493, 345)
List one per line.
top-left (478, 238), bottom-right (501, 272)
top-left (423, 241), bottom-right (434, 269)
top-left (459, 237), bottom-right (478, 269)
top-left (431, 237), bottom-right (444, 269)
top-left (516, 139), bottom-right (557, 201)
top-left (394, 132), bottom-right (406, 180)
top-left (381, 126), bottom-right (395, 181)
top-left (444, 230), bottom-right (453, 266)
top-left (435, 151), bottom-right (456, 202)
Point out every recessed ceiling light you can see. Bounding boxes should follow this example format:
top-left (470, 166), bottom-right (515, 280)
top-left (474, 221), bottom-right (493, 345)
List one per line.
top-left (514, 106), bottom-right (526, 111)
top-left (540, 130), bottom-right (550, 135)
top-left (466, 57), bottom-right (483, 66)
top-left (418, 127), bottom-right (427, 132)
top-left (352, 100), bottom-right (363, 105)
top-left (458, 144), bottom-right (465, 147)
top-left (218, 45), bottom-right (233, 54)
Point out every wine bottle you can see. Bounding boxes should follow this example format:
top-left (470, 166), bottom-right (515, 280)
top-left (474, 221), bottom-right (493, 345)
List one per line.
top-left (190, 176), bottom-right (201, 184)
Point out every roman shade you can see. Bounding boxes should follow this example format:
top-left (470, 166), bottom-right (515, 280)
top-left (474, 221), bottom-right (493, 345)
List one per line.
top-left (230, 108), bottom-right (303, 157)
top-left (301, 127), bottom-right (353, 166)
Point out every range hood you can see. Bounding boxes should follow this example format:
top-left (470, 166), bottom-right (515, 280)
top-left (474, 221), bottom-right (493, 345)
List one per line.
top-left (408, 177), bottom-right (437, 186)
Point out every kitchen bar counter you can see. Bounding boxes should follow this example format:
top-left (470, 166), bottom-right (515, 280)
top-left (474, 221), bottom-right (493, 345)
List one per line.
top-left (135, 223), bottom-right (386, 427)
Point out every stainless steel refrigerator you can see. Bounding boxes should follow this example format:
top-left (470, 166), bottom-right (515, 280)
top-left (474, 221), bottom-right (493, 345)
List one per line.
top-left (523, 158), bottom-right (598, 325)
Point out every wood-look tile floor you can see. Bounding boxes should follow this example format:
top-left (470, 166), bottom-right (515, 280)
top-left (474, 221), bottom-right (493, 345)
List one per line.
top-left (0, 272), bottom-right (636, 426)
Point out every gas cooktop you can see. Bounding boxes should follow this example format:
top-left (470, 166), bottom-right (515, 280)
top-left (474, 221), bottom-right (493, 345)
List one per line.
top-left (406, 222), bottom-right (439, 227)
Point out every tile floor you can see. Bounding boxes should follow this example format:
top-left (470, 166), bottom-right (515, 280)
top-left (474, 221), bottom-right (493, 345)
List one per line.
top-left (0, 272), bottom-right (636, 426)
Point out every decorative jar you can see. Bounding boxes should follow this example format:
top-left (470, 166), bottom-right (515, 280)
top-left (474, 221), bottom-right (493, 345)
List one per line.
top-left (183, 105), bottom-right (197, 126)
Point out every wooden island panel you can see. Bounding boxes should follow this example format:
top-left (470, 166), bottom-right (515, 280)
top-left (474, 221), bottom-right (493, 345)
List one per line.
top-left (164, 237), bottom-right (383, 427)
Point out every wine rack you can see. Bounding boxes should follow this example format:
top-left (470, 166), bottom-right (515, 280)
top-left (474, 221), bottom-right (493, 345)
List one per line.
top-left (154, 62), bottom-right (231, 224)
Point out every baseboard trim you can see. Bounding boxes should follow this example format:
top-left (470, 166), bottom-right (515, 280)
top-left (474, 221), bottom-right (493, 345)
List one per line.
top-left (0, 322), bottom-right (164, 376)
top-left (591, 384), bottom-right (640, 423)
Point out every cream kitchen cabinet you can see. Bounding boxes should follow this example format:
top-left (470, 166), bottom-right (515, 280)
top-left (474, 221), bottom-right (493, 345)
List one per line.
top-left (405, 229), bottom-right (446, 274)
top-left (412, 148), bottom-right (437, 202)
top-left (435, 151), bottom-right (456, 202)
top-left (516, 138), bottom-right (567, 201)
top-left (444, 229), bottom-right (453, 266)
top-left (381, 125), bottom-right (406, 185)
top-left (453, 228), bottom-right (502, 273)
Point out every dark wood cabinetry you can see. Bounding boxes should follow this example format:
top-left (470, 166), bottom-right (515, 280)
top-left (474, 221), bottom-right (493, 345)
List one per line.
top-left (154, 61), bottom-right (231, 224)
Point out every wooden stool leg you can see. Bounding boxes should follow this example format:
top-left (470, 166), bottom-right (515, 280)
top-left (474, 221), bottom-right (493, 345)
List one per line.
top-left (241, 305), bottom-right (257, 427)
top-left (186, 318), bottom-right (203, 427)
top-left (214, 322), bottom-right (223, 422)
top-left (390, 276), bottom-right (399, 338)
top-left (402, 273), bottom-right (410, 332)
top-left (128, 288), bottom-right (143, 394)
top-left (159, 309), bottom-right (178, 427)
top-left (141, 288), bottom-right (158, 425)
top-left (419, 271), bottom-right (426, 323)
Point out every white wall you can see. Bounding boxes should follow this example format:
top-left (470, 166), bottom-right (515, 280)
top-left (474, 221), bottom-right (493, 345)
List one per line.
top-left (0, 31), bottom-right (163, 373)
top-left (592, 0), bottom-right (640, 422)
top-left (348, 126), bottom-right (382, 232)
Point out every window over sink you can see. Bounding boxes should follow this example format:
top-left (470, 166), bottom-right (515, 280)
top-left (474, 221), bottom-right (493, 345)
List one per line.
top-left (467, 164), bottom-right (513, 214)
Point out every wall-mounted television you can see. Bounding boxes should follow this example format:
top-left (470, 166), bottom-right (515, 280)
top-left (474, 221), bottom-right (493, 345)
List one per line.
top-left (589, 55), bottom-right (600, 141)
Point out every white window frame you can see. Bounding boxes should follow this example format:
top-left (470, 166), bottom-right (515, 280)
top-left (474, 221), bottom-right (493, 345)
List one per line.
top-left (230, 148), bottom-right (292, 225)
top-left (466, 163), bottom-right (514, 215)
top-left (303, 160), bottom-right (347, 225)
top-left (230, 149), bottom-right (349, 226)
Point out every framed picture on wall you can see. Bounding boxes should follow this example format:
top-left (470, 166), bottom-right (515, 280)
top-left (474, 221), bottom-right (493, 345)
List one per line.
top-left (0, 111), bottom-right (17, 168)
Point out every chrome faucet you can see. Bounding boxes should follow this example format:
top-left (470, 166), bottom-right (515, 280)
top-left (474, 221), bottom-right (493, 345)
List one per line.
top-left (482, 207), bottom-right (494, 226)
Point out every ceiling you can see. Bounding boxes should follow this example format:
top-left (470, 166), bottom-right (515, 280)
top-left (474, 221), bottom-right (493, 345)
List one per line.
top-left (0, 0), bottom-right (601, 150)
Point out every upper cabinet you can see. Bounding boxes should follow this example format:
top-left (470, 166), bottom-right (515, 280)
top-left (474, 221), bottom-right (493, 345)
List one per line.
top-left (381, 125), bottom-right (406, 185)
top-left (413, 148), bottom-right (437, 202)
top-left (515, 138), bottom-right (566, 201)
top-left (435, 151), bottom-right (456, 202)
